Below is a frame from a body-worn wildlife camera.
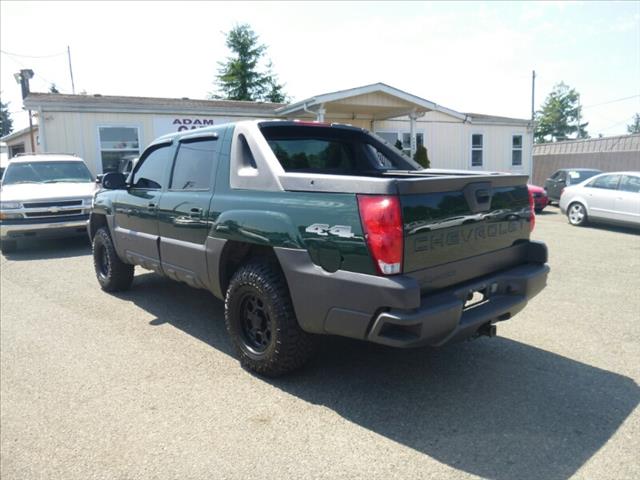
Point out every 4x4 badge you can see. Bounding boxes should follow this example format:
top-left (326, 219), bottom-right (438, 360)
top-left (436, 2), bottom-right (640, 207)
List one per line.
top-left (305, 223), bottom-right (354, 238)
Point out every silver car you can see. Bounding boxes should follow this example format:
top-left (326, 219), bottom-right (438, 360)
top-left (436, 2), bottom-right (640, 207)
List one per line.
top-left (559, 171), bottom-right (640, 227)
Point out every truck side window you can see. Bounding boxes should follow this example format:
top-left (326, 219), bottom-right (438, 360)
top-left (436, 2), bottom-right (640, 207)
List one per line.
top-left (133, 145), bottom-right (172, 189)
top-left (170, 139), bottom-right (216, 190)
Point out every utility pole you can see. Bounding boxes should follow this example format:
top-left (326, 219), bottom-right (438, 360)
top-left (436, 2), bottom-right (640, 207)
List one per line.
top-left (14, 69), bottom-right (35, 152)
top-left (67, 46), bottom-right (76, 94)
top-left (530, 70), bottom-right (536, 178)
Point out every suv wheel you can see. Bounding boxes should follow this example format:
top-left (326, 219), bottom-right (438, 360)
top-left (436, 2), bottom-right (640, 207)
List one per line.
top-left (0, 240), bottom-right (17, 254)
top-left (225, 260), bottom-right (315, 376)
top-left (92, 227), bottom-right (134, 291)
top-left (568, 202), bottom-right (588, 226)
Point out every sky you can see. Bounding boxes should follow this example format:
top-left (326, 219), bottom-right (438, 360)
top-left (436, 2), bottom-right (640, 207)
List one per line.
top-left (1, 1), bottom-right (639, 136)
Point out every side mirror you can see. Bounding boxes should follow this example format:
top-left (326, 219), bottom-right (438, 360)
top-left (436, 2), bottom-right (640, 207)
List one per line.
top-left (102, 172), bottom-right (127, 190)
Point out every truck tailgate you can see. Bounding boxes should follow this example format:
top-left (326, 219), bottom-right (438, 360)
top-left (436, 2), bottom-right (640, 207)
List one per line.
top-left (399, 175), bottom-right (532, 274)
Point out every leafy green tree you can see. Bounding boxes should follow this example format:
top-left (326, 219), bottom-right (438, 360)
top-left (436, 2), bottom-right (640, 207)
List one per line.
top-left (212, 24), bottom-right (287, 102)
top-left (413, 144), bottom-right (430, 168)
top-left (49, 83), bottom-right (60, 93)
top-left (1, 97), bottom-right (13, 137)
top-left (627, 113), bottom-right (640, 134)
top-left (535, 82), bottom-right (588, 143)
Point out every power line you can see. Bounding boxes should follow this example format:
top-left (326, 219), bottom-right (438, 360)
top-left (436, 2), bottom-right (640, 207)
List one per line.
top-left (1, 53), bottom-right (66, 92)
top-left (600, 115), bottom-right (636, 132)
top-left (582, 95), bottom-right (640, 109)
top-left (1, 49), bottom-right (66, 59)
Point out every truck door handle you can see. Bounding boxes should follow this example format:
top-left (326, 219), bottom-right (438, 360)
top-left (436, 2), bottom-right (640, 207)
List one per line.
top-left (147, 202), bottom-right (157, 211)
top-left (190, 207), bottom-right (203, 218)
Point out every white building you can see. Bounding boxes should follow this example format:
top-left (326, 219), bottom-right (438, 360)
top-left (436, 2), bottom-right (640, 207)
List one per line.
top-left (3, 83), bottom-right (532, 176)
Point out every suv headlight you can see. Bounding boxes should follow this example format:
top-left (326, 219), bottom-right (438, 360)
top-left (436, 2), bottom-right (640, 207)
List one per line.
top-left (0, 201), bottom-right (22, 210)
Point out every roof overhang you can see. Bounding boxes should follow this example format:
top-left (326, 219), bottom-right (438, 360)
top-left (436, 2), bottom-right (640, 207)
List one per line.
top-left (0, 125), bottom-right (38, 143)
top-left (275, 82), bottom-right (467, 121)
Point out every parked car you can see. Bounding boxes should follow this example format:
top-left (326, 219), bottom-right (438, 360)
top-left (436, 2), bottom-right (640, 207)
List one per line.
top-left (89, 120), bottom-right (549, 376)
top-left (559, 171), bottom-right (640, 227)
top-left (0, 154), bottom-right (96, 253)
top-left (0, 142), bottom-right (8, 179)
top-left (544, 168), bottom-right (602, 203)
top-left (527, 184), bottom-right (548, 213)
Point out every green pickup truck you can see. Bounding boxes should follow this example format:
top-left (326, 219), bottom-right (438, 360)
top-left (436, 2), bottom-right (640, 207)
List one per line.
top-left (89, 120), bottom-right (549, 376)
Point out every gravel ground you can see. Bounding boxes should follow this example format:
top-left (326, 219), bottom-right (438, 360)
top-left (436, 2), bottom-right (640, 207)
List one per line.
top-left (1, 207), bottom-right (639, 480)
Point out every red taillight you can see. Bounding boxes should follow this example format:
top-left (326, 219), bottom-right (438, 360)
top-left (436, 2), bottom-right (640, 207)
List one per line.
top-left (357, 195), bottom-right (403, 275)
top-left (528, 188), bottom-right (536, 232)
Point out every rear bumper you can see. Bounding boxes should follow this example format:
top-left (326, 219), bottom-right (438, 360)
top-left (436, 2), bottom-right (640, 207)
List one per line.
top-left (275, 241), bottom-right (549, 347)
top-left (0, 215), bottom-right (89, 240)
top-left (367, 262), bottom-right (548, 347)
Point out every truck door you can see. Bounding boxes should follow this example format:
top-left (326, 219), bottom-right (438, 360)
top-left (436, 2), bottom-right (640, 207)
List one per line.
top-left (157, 135), bottom-right (219, 289)
top-left (113, 142), bottom-right (174, 272)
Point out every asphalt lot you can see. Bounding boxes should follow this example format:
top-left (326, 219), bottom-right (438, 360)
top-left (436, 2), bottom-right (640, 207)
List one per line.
top-left (1, 207), bottom-right (639, 480)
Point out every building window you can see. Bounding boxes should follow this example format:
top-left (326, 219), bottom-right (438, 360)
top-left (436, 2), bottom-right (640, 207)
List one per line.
top-left (402, 132), bottom-right (424, 150)
top-left (98, 126), bottom-right (140, 173)
top-left (471, 134), bottom-right (483, 167)
top-left (376, 132), bottom-right (423, 154)
top-left (512, 135), bottom-right (523, 166)
top-left (376, 132), bottom-right (398, 145)
top-left (9, 143), bottom-right (25, 158)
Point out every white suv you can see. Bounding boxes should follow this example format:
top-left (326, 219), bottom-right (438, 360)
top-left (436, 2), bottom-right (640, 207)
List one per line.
top-left (0, 154), bottom-right (96, 253)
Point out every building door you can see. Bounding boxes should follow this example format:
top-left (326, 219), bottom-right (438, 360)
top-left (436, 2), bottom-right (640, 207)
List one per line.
top-left (113, 142), bottom-right (173, 272)
top-left (157, 137), bottom-right (218, 289)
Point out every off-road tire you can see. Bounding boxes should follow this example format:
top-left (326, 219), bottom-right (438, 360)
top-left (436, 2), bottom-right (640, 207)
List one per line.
top-left (92, 227), bottom-right (134, 292)
top-left (567, 202), bottom-right (588, 226)
top-left (225, 260), bottom-right (315, 376)
top-left (0, 240), bottom-right (17, 254)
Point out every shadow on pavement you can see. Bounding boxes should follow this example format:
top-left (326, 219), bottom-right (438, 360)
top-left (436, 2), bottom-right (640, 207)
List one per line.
top-left (122, 272), bottom-right (639, 480)
top-left (586, 222), bottom-right (640, 236)
top-left (536, 208), bottom-right (557, 216)
top-left (1, 236), bottom-right (91, 261)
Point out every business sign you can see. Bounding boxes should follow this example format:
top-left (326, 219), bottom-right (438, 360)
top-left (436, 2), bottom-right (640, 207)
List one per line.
top-left (153, 116), bottom-right (233, 138)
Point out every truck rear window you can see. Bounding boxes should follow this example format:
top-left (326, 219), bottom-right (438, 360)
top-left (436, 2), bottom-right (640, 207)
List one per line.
top-left (260, 124), bottom-right (419, 175)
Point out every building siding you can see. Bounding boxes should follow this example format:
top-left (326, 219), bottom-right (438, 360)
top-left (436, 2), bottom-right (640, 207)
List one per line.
top-left (374, 116), bottom-right (531, 173)
top-left (41, 111), bottom-right (258, 174)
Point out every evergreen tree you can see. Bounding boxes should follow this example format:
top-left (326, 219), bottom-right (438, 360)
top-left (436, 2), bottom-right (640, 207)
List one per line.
top-left (627, 113), bottom-right (640, 134)
top-left (535, 82), bottom-right (588, 143)
top-left (413, 144), bottom-right (430, 168)
top-left (263, 62), bottom-right (287, 103)
top-left (0, 97), bottom-right (13, 137)
top-left (49, 83), bottom-right (60, 93)
top-left (212, 24), bottom-right (287, 102)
